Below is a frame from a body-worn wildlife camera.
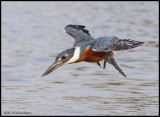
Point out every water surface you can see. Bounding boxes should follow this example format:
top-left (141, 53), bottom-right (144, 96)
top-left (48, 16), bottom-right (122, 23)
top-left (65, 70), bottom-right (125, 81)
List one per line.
top-left (2, 1), bottom-right (159, 116)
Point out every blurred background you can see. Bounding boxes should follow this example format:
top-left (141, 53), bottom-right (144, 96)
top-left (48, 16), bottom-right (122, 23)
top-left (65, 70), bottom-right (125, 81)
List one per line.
top-left (2, 1), bottom-right (159, 116)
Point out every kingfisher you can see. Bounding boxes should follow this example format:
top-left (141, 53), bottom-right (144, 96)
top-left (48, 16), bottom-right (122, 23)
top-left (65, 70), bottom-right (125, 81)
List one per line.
top-left (42, 25), bottom-right (144, 77)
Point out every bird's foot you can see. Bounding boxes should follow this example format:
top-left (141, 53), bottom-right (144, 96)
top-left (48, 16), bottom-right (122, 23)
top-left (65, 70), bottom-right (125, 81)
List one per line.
top-left (103, 60), bottom-right (107, 69)
top-left (97, 61), bottom-right (102, 68)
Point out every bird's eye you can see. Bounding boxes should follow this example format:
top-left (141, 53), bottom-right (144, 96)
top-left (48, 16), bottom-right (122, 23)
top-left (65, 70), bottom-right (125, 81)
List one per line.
top-left (61, 56), bottom-right (66, 59)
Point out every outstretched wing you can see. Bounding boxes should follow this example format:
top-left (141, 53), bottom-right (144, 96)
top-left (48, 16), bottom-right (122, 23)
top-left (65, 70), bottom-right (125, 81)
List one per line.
top-left (91, 36), bottom-right (144, 51)
top-left (65, 25), bottom-right (94, 46)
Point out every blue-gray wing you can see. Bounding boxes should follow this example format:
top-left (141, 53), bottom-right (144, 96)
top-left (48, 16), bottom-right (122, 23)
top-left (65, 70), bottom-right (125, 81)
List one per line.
top-left (91, 36), bottom-right (144, 51)
top-left (65, 25), bottom-right (94, 47)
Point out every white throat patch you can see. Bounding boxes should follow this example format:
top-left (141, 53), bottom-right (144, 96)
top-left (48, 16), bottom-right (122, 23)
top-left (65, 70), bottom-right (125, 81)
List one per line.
top-left (65, 47), bottom-right (81, 64)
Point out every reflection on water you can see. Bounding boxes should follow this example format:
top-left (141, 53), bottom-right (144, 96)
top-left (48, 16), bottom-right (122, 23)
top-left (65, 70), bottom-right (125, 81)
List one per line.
top-left (2, 1), bottom-right (158, 116)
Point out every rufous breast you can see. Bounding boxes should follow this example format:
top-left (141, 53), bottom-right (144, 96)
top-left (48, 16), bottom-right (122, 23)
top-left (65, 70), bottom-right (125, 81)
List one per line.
top-left (76, 46), bottom-right (107, 62)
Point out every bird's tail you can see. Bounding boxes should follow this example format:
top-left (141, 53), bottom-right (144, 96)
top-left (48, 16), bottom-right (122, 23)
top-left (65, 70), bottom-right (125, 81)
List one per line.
top-left (108, 58), bottom-right (126, 77)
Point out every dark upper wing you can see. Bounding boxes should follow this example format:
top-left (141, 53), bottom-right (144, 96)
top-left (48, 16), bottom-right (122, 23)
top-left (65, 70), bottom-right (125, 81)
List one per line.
top-left (91, 36), bottom-right (144, 51)
top-left (65, 25), bottom-right (94, 46)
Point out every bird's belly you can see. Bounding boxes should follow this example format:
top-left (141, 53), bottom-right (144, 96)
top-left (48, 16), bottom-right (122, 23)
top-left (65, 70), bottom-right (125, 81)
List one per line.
top-left (84, 54), bottom-right (106, 62)
top-left (77, 46), bottom-right (107, 62)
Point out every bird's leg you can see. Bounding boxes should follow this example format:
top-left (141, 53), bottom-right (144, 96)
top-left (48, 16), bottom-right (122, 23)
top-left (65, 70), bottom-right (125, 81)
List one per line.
top-left (97, 61), bottom-right (102, 68)
top-left (103, 59), bottom-right (107, 69)
top-left (108, 58), bottom-right (126, 77)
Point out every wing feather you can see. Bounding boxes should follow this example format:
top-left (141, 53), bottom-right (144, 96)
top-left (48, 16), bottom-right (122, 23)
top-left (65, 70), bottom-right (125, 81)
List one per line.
top-left (65, 25), bottom-right (94, 46)
top-left (91, 36), bottom-right (144, 51)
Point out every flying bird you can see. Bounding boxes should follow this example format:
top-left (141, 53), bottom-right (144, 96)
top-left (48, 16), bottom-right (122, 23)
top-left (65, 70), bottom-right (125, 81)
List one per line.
top-left (42, 25), bottom-right (144, 77)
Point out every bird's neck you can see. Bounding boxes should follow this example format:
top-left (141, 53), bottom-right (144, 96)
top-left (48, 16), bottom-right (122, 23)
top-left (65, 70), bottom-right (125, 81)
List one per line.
top-left (66, 47), bottom-right (81, 64)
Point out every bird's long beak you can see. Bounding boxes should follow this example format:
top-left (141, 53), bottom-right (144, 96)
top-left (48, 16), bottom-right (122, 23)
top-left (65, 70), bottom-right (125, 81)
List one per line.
top-left (41, 61), bottom-right (63, 77)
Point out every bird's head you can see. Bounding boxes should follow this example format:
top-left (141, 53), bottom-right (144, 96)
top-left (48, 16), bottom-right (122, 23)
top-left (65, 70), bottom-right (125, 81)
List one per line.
top-left (41, 47), bottom-right (80, 77)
